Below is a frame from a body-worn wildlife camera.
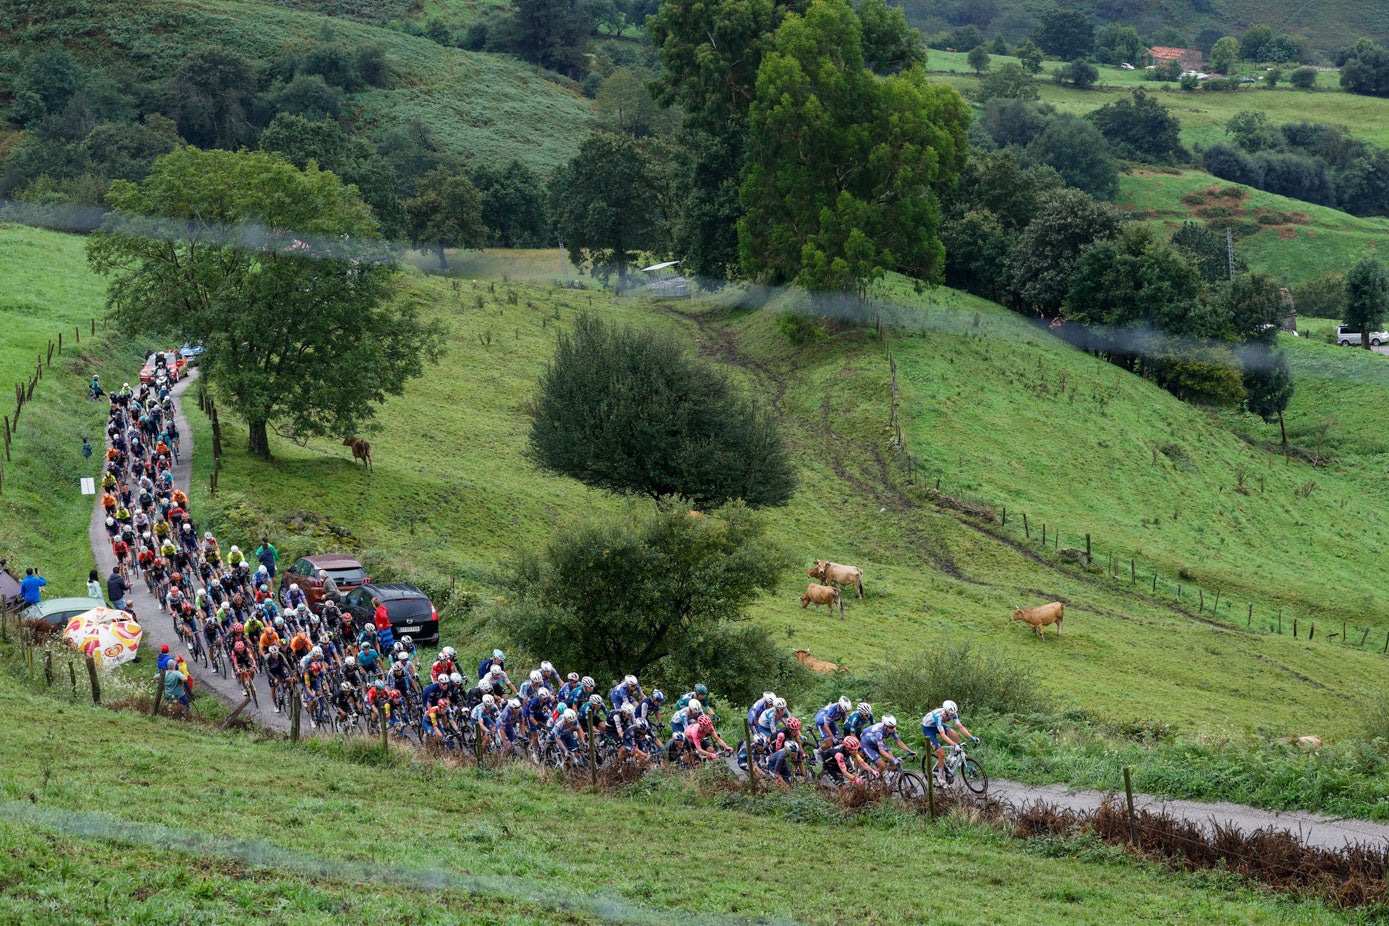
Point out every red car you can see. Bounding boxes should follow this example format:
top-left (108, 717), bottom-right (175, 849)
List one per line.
top-left (278, 554), bottom-right (370, 610)
top-left (139, 350), bottom-right (188, 385)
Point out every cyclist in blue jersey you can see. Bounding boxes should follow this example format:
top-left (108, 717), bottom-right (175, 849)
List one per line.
top-left (631, 717), bottom-right (663, 759)
top-left (537, 661), bottom-right (563, 693)
top-left (843, 701), bottom-right (874, 739)
top-left (609, 674), bottom-right (643, 711)
top-left (478, 649), bottom-right (505, 681)
top-left (471, 694), bottom-right (499, 746)
top-left (921, 700), bottom-right (977, 785)
top-left (496, 697), bottom-right (524, 751)
top-left (763, 740), bottom-right (804, 787)
top-left (556, 672), bottom-right (582, 706)
top-left (670, 699), bottom-right (702, 735)
top-left (746, 691), bottom-right (776, 729)
top-left (526, 687), bottom-right (557, 748)
top-left (754, 697), bottom-right (790, 742)
top-left (578, 694), bottom-right (608, 735)
top-left (859, 716), bottom-right (916, 772)
top-left (814, 696), bottom-right (853, 747)
top-left (550, 708), bottom-right (586, 758)
top-left (636, 689), bottom-right (665, 728)
top-left (564, 676), bottom-right (596, 709)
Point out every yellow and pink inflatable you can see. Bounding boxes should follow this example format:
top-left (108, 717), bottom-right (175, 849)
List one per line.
top-left (63, 607), bottom-right (143, 667)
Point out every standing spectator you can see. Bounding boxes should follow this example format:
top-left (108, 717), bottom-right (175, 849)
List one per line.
top-left (162, 664), bottom-right (190, 716)
top-left (20, 568), bottom-right (46, 605)
top-left (373, 596), bottom-right (394, 652)
top-left (82, 436), bottom-right (93, 462)
top-left (255, 537), bottom-right (279, 578)
top-left (86, 569), bottom-right (103, 601)
top-left (107, 569), bottom-right (129, 612)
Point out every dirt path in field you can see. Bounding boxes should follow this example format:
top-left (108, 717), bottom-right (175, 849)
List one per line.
top-left (86, 371), bottom-right (292, 733)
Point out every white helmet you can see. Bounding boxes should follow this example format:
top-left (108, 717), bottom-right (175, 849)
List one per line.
top-left (581, 676), bottom-right (594, 688)
top-left (763, 691), bottom-right (776, 704)
top-left (508, 698), bottom-right (521, 710)
top-left (943, 700), bottom-right (958, 717)
top-left (490, 665), bottom-right (503, 678)
top-left (482, 694), bottom-right (496, 707)
top-left (537, 687), bottom-right (550, 699)
top-left (450, 672), bottom-right (463, 685)
top-left (624, 675), bottom-right (638, 687)
top-left (530, 670), bottom-right (542, 684)
top-left (882, 715), bottom-right (897, 729)
top-left (857, 701), bottom-right (872, 716)
top-left (443, 646), bottom-right (456, 659)
top-left (621, 702), bottom-right (636, 715)
top-left (540, 661), bottom-right (554, 673)
top-left (344, 656), bottom-right (356, 667)
top-left (688, 700), bottom-right (703, 715)
top-left (773, 697), bottom-right (786, 710)
top-left (311, 646), bottom-right (323, 659)
top-left (837, 696), bottom-right (851, 713)
top-left (588, 694), bottom-right (603, 707)
top-left (563, 709), bottom-right (577, 723)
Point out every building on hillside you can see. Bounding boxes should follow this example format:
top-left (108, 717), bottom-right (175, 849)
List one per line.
top-left (1148, 46), bottom-right (1204, 70)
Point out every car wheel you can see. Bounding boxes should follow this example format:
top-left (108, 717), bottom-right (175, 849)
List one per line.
top-left (1341, 340), bottom-right (1352, 346)
top-left (1374, 339), bottom-right (1382, 347)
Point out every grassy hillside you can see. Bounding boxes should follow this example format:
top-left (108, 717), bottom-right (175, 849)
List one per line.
top-left (0, 677), bottom-right (1344, 925)
top-left (0, 0), bottom-right (593, 173)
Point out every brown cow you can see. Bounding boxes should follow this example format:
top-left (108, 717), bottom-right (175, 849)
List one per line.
top-left (1010, 602), bottom-right (1063, 640)
top-left (343, 437), bottom-right (373, 472)
top-left (800, 583), bottom-right (842, 617)
top-left (808, 560), bottom-right (864, 599)
top-left (794, 649), bottom-right (846, 674)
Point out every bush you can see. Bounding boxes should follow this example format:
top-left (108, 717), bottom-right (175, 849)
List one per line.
top-left (1290, 67), bottom-right (1317, 90)
top-left (1362, 689), bottom-right (1389, 741)
top-left (869, 642), bottom-right (1053, 717)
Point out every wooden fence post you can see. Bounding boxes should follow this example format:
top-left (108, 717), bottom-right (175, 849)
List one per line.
top-left (1023, 513), bottom-right (1029, 538)
top-left (1123, 767), bottom-right (1138, 847)
top-left (1360, 627), bottom-right (1370, 647)
top-left (1130, 558), bottom-right (1136, 584)
top-left (1293, 619), bottom-right (1298, 638)
top-left (1085, 534), bottom-right (1091, 559)
top-left (292, 688), bottom-right (302, 742)
top-left (1213, 590), bottom-right (1220, 614)
top-left (153, 669), bottom-right (166, 716)
top-left (86, 654), bottom-right (101, 704)
top-left (1309, 622), bottom-right (1315, 641)
top-left (587, 716), bottom-right (598, 787)
top-left (1277, 611), bottom-right (1282, 634)
top-left (44, 649), bottom-right (52, 688)
top-left (1042, 524), bottom-right (1047, 547)
top-left (1199, 589), bottom-right (1204, 612)
top-left (69, 658), bottom-right (77, 699)
top-left (221, 697), bottom-right (252, 729)
top-left (926, 764), bottom-right (936, 821)
top-left (1248, 603), bottom-right (1253, 629)
top-left (745, 718), bottom-right (757, 796)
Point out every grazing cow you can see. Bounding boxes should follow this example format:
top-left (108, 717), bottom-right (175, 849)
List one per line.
top-left (808, 560), bottom-right (865, 599)
top-left (1010, 602), bottom-right (1064, 640)
top-left (800, 583), bottom-right (842, 617)
top-left (1297, 735), bottom-right (1323, 750)
top-left (794, 649), bottom-right (845, 674)
top-left (343, 437), bottom-right (373, 472)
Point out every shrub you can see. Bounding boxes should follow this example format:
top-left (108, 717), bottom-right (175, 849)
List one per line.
top-left (869, 642), bottom-right (1053, 716)
top-left (1289, 67), bottom-right (1317, 90)
top-left (1363, 689), bottom-right (1389, 741)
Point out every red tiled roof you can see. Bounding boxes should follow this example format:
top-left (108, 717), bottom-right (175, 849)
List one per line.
top-left (1149, 46), bottom-right (1191, 59)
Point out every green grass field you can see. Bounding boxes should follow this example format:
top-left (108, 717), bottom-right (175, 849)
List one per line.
top-left (0, 673), bottom-right (1352, 925)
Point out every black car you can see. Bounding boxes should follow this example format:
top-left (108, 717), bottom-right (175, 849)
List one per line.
top-left (345, 582), bottom-right (439, 646)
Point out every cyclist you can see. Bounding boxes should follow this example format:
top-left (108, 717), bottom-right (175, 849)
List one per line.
top-left (430, 647), bottom-right (458, 683)
top-left (387, 656), bottom-right (417, 697)
top-left (684, 715), bottom-right (731, 761)
top-left (365, 681), bottom-right (391, 726)
top-left (231, 640), bottom-right (257, 690)
top-left (922, 700), bottom-right (978, 786)
top-left (164, 583), bottom-right (187, 619)
top-left (537, 660), bottom-right (563, 692)
top-left (636, 689), bottom-right (665, 728)
top-left (470, 695), bottom-right (498, 746)
top-left (630, 717), bottom-right (663, 759)
top-left (860, 716), bottom-right (917, 774)
top-left (844, 701), bottom-right (874, 740)
top-left (611, 702), bottom-right (642, 759)
top-left (764, 740), bottom-right (803, 788)
top-left (609, 674), bottom-right (643, 712)
top-left (670, 699), bottom-right (702, 736)
top-left (814, 696), bottom-right (853, 747)
top-left (422, 672), bottom-right (452, 710)
top-left (243, 610), bottom-right (265, 648)
top-left (496, 697), bottom-right (524, 752)
top-left (482, 663), bottom-right (517, 697)
top-left (754, 697), bottom-right (791, 744)
top-left (563, 675), bottom-right (596, 710)
top-left (264, 646), bottom-right (291, 712)
top-left (342, 655), bottom-right (367, 690)
top-left (477, 648), bottom-right (505, 680)
top-left (746, 691), bottom-right (777, 731)
top-left (357, 642), bottom-right (382, 677)
top-left (288, 627), bottom-right (312, 663)
top-left (774, 716), bottom-right (806, 754)
top-left (556, 672), bottom-right (582, 706)
top-left (550, 708), bottom-right (586, 760)
top-left (578, 693), bottom-right (608, 736)
top-left (519, 669), bottom-right (544, 702)
top-left (526, 687), bottom-right (557, 749)
top-left (332, 681), bottom-right (360, 725)
top-left (820, 735), bottom-right (877, 785)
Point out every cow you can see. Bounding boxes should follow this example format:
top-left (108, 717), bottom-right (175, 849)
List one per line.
top-left (800, 583), bottom-right (842, 617)
top-left (794, 649), bottom-right (845, 674)
top-left (343, 437), bottom-right (373, 472)
top-left (808, 560), bottom-right (864, 599)
top-left (1010, 602), bottom-right (1063, 640)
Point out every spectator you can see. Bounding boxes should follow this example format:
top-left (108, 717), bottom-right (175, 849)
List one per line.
top-left (20, 568), bottom-right (46, 605)
top-left (162, 665), bottom-right (190, 715)
top-left (255, 537), bottom-right (279, 578)
top-left (87, 569), bottom-right (103, 601)
top-left (82, 436), bottom-right (93, 461)
top-left (107, 569), bottom-right (128, 611)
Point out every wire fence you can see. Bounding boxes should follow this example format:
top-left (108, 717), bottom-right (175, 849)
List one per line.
top-left (1, 317), bottom-right (100, 495)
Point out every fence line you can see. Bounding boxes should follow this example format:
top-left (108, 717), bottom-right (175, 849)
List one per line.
top-left (2, 317), bottom-right (102, 490)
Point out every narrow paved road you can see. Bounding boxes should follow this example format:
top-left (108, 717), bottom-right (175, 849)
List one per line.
top-left (86, 371), bottom-right (291, 733)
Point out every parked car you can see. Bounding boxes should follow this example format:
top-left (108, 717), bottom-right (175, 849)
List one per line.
top-left (278, 554), bottom-right (369, 609)
top-left (345, 583), bottom-right (439, 647)
top-left (1336, 325), bottom-right (1389, 347)
top-left (139, 350), bottom-right (188, 384)
top-left (179, 341), bottom-right (206, 365)
top-left (21, 596), bottom-right (108, 627)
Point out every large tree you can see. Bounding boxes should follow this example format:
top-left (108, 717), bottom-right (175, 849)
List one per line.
top-left (549, 132), bottom-right (659, 286)
top-left (739, 0), bottom-right (968, 295)
top-left (471, 159), bottom-right (550, 248)
top-left (1004, 187), bottom-right (1122, 315)
top-left (87, 147), bottom-right (442, 458)
top-left (499, 504), bottom-right (789, 685)
top-left (1243, 347), bottom-right (1294, 446)
top-left (1025, 115), bottom-right (1117, 200)
top-left (1345, 255), bottom-right (1389, 349)
top-left (528, 312), bottom-right (796, 508)
top-left (1032, 8), bottom-right (1093, 60)
top-left (1086, 90), bottom-right (1186, 163)
top-left (404, 166), bottom-right (487, 270)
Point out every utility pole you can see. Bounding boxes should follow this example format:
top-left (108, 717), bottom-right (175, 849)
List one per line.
top-left (1226, 227), bottom-right (1236, 281)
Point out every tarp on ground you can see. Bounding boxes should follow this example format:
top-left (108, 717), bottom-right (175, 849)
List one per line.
top-left (63, 607), bottom-right (143, 667)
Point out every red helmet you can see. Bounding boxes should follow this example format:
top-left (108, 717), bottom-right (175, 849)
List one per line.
top-left (786, 717), bottom-right (802, 733)
top-left (231, 622), bottom-right (244, 634)
top-left (160, 644), bottom-right (170, 653)
top-left (309, 661), bottom-right (324, 674)
top-left (697, 715), bottom-right (713, 732)
top-left (172, 573), bottom-right (182, 582)
top-left (234, 641), bottom-right (246, 653)
top-left (437, 698), bottom-right (450, 708)
top-left (843, 735), bottom-right (860, 751)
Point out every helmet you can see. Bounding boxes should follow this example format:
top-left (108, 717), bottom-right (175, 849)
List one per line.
top-left (529, 670), bottom-right (542, 684)
top-left (763, 691), bottom-right (776, 704)
top-left (310, 660), bottom-right (323, 674)
top-left (309, 615), bottom-right (320, 626)
top-left (624, 675), bottom-right (638, 687)
top-left (437, 698), bottom-right (450, 709)
top-left (773, 697), bottom-right (786, 710)
top-left (567, 672), bottom-right (580, 683)
top-left (857, 702), bottom-right (872, 716)
top-left (882, 715), bottom-right (897, 729)
top-left (395, 652), bottom-right (409, 664)
top-left (786, 717), bottom-right (802, 733)
top-left (837, 696), bottom-right (851, 713)
top-left (204, 532), bottom-right (213, 540)
top-left (697, 715), bottom-right (713, 732)
top-left (274, 617), bottom-right (285, 627)
top-left (234, 641), bottom-right (246, 653)
top-left (268, 645), bottom-right (280, 656)
top-left (943, 700), bottom-right (958, 717)
top-left (634, 718), bottom-right (648, 732)
top-left (260, 584), bottom-right (269, 593)
top-left (786, 741), bottom-right (801, 755)
top-left (105, 517), bottom-right (114, 526)
top-left (374, 680), bottom-right (386, 690)
top-left (172, 573), bottom-right (182, 583)
top-left (563, 709), bottom-right (578, 723)
top-left (540, 661), bottom-right (554, 673)
top-left (621, 702), bottom-right (635, 716)
top-left (394, 642), bottom-right (406, 653)
top-left (160, 644), bottom-right (170, 654)
top-left (311, 646), bottom-right (323, 659)
top-left (492, 649), bottom-right (505, 661)
top-left (401, 635), bottom-right (413, 646)
top-left (490, 665), bottom-right (503, 678)
top-left (588, 694), bottom-right (603, 707)
top-left (340, 682), bottom-right (352, 693)
top-left (230, 622), bottom-right (244, 635)
top-left (652, 689), bottom-right (665, 703)
top-left (507, 698), bottom-right (521, 710)
top-left (581, 676), bottom-right (594, 689)
top-left (450, 672), bottom-right (463, 685)
top-left (843, 735), bottom-right (860, 751)
top-left (344, 656), bottom-right (356, 667)
top-left (443, 646), bottom-right (456, 659)
top-left (694, 684), bottom-right (708, 697)
top-left (438, 674), bottom-right (451, 685)
top-left (482, 694), bottom-right (496, 708)
top-left (688, 700), bottom-right (703, 715)
top-left (537, 687), bottom-right (550, 699)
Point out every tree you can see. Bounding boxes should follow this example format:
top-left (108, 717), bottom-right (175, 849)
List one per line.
top-left (1032, 8), bottom-right (1093, 60)
top-left (1202, 143), bottom-right (1264, 187)
top-left (499, 504), bottom-right (789, 684)
top-left (164, 48), bottom-right (258, 150)
top-left (405, 167), bottom-right (487, 270)
top-left (1345, 255), bottom-right (1389, 349)
top-left (1223, 271), bottom-right (1285, 344)
top-left (1225, 110), bottom-right (1279, 152)
top-left (977, 62), bottom-right (1039, 101)
top-left (1243, 346), bottom-right (1293, 445)
top-left (1004, 187), bottom-right (1122, 315)
top-left (740, 0), bottom-right (968, 295)
top-left (1016, 38), bottom-right (1044, 74)
top-left (471, 160), bottom-right (550, 248)
top-left (1086, 89), bottom-right (1186, 163)
top-left (1290, 67), bottom-right (1317, 90)
top-left (1340, 40), bottom-right (1389, 96)
top-left (550, 133), bottom-right (658, 286)
top-left (1056, 57), bottom-right (1098, 89)
top-left (1240, 25), bottom-right (1274, 61)
top-left (595, 67), bottom-right (667, 136)
top-left (1025, 116), bottom-right (1117, 200)
top-left (967, 46), bottom-right (991, 76)
top-left (486, 0), bottom-right (594, 77)
top-left (1170, 222), bottom-right (1244, 283)
top-left (1210, 36), bottom-right (1240, 74)
top-left (87, 147), bottom-right (441, 458)
top-left (8, 43), bottom-right (85, 126)
top-left (855, 0), bottom-right (926, 73)
top-left (1094, 24), bottom-right (1144, 66)
top-left (1290, 272), bottom-right (1344, 318)
top-left (527, 312), bottom-right (796, 507)
top-left (1265, 66), bottom-right (1282, 88)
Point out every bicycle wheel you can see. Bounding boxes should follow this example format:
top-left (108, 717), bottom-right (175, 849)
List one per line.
top-left (816, 769), bottom-right (842, 796)
top-left (735, 740), bottom-right (749, 772)
top-left (895, 770), bottom-right (926, 800)
top-left (959, 757), bottom-right (988, 795)
top-left (248, 680), bottom-right (259, 709)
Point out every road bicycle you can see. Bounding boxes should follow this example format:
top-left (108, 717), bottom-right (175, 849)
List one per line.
top-left (923, 743), bottom-right (988, 795)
